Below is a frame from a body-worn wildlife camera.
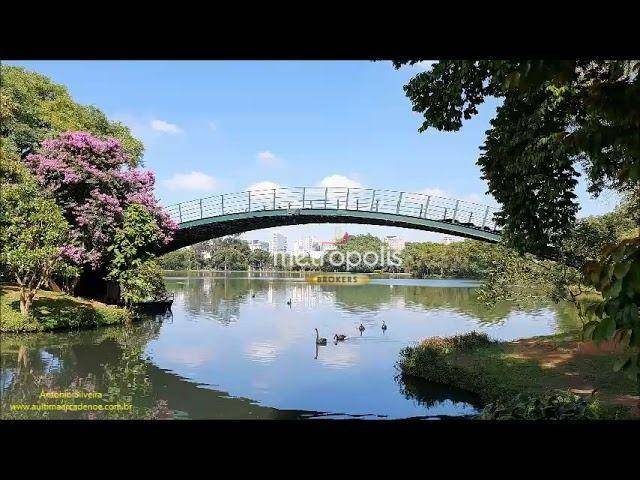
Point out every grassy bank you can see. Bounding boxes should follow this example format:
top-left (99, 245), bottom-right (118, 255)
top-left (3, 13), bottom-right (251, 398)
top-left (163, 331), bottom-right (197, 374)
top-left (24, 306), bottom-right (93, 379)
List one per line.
top-left (398, 331), bottom-right (639, 419)
top-left (1, 285), bottom-right (131, 333)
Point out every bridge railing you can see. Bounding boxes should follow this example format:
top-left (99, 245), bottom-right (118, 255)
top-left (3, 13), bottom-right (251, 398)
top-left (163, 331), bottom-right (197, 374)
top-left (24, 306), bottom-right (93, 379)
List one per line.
top-left (165, 187), bottom-right (501, 233)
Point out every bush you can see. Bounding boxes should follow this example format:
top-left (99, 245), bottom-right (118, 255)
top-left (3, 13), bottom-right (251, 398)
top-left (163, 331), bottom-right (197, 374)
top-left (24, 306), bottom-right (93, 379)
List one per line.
top-left (397, 332), bottom-right (493, 394)
top-left (420, 331), bottom-right (493, 354)
top-left (480, 391), bottom-right (602, 420)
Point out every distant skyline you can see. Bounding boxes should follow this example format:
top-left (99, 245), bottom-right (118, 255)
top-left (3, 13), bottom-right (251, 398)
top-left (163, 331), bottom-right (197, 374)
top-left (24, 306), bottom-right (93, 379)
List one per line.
top-left (8, 60), bottom-right (620, 244)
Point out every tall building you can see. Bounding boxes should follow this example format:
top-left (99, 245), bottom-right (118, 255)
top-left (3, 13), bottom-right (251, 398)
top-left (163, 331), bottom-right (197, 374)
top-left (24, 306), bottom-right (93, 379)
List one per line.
top-left (441, 234), bottom-right (460, 245)
top-left (248, 239), bottom-right (269, 251)
top-left (384, 235), bottom-right (406, 251)
top-left (270, 232), bottom-right (288, 255)
top-left (293, 235), bottom-right (322, 259)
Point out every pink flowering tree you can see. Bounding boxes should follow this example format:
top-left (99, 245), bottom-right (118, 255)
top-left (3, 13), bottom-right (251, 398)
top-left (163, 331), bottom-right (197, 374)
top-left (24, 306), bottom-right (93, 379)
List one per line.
top-left (25, 131), bottom-right (176, 281)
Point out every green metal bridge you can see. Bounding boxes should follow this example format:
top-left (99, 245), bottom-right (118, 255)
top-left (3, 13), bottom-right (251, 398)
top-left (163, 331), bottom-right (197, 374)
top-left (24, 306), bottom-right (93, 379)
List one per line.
top-left (162, 186), bottom-right (501, 252)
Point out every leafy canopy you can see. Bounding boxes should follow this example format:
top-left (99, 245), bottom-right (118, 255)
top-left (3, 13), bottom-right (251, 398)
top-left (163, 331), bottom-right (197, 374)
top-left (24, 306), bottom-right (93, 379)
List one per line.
top-left (0, 158), bottom-right (74, 314)
top-left (25, 131), bottom-right (175, 270)
top-left (107, 204), bottom-right (168, 303)
top-left (395, 60), bottom-right (640, 255)
top-left (1, 65), bottom-right (144, 164)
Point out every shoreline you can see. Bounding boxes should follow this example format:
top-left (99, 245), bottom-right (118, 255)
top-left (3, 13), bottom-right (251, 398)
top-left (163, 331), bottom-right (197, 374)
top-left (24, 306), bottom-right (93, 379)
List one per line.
top-left (0, 284), bottom-right (131, 334)
top-left (397, 332), bottom-right (639, 419)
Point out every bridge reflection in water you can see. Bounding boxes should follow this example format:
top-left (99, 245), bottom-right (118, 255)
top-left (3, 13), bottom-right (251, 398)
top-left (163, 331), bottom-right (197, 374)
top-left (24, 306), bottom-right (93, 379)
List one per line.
top-left (164, 187), bottom-right (501, 251)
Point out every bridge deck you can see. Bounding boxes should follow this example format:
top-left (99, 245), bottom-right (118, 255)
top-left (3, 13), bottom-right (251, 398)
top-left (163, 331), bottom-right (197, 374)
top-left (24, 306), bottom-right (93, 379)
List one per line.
top-left (163, 187), bottom-right (501, 251)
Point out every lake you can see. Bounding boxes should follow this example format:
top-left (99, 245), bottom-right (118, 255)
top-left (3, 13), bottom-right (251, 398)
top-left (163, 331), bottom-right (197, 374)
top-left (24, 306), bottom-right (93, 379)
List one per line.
top-left (0, 273), bottom-right (580, 420)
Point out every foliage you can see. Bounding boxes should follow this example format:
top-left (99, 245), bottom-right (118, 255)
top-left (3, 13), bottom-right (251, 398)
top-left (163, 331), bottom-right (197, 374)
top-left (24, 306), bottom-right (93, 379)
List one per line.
top-left (118, 260), bottom-right (168, 304)
top-left (173, 236), bottom-right (255, 271)
top-left (401, 240), bottom-right (495, 278)
top-left (582, 238), bottom-right (640, 382)
top-left (0, 286), bottom-right (130, 332)
top-left (396, 59), bottom-right (640, 383)
top-left (476, 245), bottom-right (581, 308)
top-left (0, 65), bottom-right (143, 163)
top-left (395, 60), bottom-right (639, 255)
top-left (208, 236), bottom-right (252, 270)
top-left (107, 204), bottom-right (168, 303)
top-left (249, 248), bottom-right (272, 270)
top-left (25, 131), bottom-right (176, 271)
top-left (561, 201), bottom-right (637, 269)
top-left (158, 247), bottom-right (199, 270)
top-left (319, 234), bottom-right (398, 272)
top-left (398, 331), bottom-right (636, 419)
top-left (420, 331), bottom-right (493, 353)
top-left (0, 157), bottom-right (77, 314)
top-left (480, 390), bottom-right (602, 420)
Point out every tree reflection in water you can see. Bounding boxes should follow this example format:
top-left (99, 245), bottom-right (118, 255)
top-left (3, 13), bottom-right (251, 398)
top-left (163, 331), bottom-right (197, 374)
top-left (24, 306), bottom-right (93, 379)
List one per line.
top-left (395, 373), bottom-right (482, 418)
top-left (1, 274), bottom-right (583, 420)
top-left (1, 316), bottom-right (320, 420)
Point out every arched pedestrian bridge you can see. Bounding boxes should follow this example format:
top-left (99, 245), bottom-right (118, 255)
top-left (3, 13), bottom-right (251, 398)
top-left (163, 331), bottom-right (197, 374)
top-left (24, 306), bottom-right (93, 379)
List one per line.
top-left (162, 187), bottom-right (501, 253)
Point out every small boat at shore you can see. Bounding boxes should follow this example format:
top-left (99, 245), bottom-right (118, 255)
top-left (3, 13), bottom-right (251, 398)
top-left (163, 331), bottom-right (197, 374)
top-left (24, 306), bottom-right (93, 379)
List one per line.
top-left (131, 293), bottom-right (174, 315)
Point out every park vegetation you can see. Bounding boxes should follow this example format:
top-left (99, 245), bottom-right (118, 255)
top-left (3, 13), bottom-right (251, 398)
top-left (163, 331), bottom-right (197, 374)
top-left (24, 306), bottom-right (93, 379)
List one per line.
top-left (0, 285), bottom-right (130, 333)
top-left (1, 65), bottom-right (175, 330)
top-left (395, 59), bottom-right (640, 386)
top-left (398, 331), bottom-right (636, 419)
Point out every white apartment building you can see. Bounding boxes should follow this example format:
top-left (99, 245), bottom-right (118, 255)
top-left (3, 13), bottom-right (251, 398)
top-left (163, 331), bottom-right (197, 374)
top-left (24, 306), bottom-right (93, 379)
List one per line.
top-left (248, 239), bottom-right (269, 252)
top-left (270, 232), bottom-right (288, 255)
top-left (384, 235), bottom-right (406, 251)
top-left (293, 235), bottom-right (323, 259)
top-left (441, 234), bottom-right (460, 245)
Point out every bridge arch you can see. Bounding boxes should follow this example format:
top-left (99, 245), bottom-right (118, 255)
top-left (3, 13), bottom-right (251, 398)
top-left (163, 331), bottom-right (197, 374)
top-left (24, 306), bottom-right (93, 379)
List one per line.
top-left (161, 187), bottom-right (501, 253)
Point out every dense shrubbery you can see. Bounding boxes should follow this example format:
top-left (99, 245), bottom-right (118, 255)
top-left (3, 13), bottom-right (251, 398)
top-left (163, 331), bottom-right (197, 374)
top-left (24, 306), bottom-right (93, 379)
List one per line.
top-left (480, 391), bottom-right (602, 420)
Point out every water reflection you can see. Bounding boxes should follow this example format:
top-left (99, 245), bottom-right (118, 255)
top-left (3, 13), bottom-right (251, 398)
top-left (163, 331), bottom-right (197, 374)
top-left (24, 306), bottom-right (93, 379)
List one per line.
top-left (1, 274), bottom-right (583, 420)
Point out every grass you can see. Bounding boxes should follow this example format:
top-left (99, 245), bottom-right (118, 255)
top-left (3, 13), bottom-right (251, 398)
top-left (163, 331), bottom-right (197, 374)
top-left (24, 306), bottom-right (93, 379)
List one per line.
top-left (398, 331), bottom-right (639, 419)
top-left (0, 284), bottom-right (131, 333)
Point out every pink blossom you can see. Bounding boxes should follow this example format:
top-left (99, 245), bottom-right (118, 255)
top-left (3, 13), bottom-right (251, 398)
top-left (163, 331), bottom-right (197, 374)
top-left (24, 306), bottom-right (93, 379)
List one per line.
top-left (25, 131), bottom-right (176, 270)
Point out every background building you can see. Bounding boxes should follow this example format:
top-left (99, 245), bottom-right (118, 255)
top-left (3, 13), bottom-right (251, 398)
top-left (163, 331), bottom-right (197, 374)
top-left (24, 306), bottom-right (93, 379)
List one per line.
top-left (293, 235), bottom-right (323, 259)
top-left (384, 235), bottom-right (406, 251)
top-left (248, 239), bottom-right (269, 251)
top-left (270, 232), bottom-right (288, 255)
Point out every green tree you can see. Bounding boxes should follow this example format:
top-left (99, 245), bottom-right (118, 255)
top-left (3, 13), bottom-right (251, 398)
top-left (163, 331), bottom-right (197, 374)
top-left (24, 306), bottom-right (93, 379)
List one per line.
top-left (395, 60), bottom-right (639, 255)
top-left (395, 60), bottom-right (640, 379)
top-left (0, 158), bottom-right (73, 314)
top-left (158, 247), bottom-right (198, 270)
top-left (106, 204), bottom-right (166, 303)
top-left (249, 248), bottom-right (272, 270)
top-left (322, 234), bottom-right (392, 272)
top-left (208, 236), bottom-right (251, 271)
top-left (0, 65), bottom-right (143, 164)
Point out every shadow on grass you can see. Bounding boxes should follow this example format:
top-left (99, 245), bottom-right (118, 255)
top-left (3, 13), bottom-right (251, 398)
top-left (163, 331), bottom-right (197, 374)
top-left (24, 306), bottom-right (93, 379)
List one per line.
top-left (1, 286), bottom-right (129, 332)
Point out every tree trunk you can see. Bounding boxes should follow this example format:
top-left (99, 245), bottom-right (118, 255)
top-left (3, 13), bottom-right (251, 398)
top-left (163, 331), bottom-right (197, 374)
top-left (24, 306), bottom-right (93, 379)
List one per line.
top-left (19, 288), bottom-right (34, 316)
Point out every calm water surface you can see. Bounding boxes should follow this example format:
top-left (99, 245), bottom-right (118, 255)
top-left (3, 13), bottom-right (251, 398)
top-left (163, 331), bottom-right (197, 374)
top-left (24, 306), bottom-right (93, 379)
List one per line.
top-left (1, 273), bottom-right (580, 419)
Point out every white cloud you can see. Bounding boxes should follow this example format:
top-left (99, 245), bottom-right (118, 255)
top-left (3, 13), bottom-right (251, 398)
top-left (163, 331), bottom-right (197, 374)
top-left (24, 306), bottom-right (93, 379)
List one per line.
top-left (256, 150), bottom-right (283, 167)
top-left (163, 171), bottom-right (217, 191)
top-left (247, 181), bottom-right (281, 192)
top-left (317, 174), bottom-right (362, 189)
top-left (419, 187), bottom-right (449, 199)
top-left (150, 119), bottom-right (183, 134)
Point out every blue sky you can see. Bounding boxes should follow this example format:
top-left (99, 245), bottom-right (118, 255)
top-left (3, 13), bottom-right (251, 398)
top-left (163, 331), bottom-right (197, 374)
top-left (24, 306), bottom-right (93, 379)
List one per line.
top-left (10, 60), bottom-right (620, 247)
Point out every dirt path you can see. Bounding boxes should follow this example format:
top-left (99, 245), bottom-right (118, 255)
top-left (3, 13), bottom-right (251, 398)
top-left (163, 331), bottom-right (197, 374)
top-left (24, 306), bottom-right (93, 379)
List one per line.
top-left (504, 336), bottom-right (639, 416)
